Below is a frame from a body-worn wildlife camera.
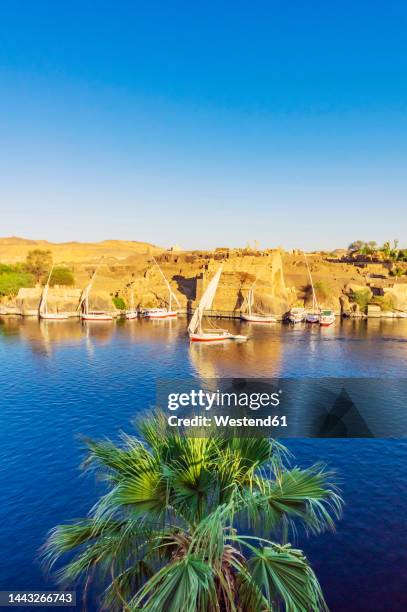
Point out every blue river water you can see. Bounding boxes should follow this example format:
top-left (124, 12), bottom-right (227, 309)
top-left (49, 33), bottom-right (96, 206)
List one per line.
top-left (0, 315), bottom-right (406, 611)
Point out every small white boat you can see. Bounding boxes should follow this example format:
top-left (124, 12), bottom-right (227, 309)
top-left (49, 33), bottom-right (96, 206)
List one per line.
top-left (125, 310), bottom-right (138, 319)
top-left (79, 261), bottom-right (113, 321)
top-left (240, 281), bottom-right (276, 323)
top-left (241, 313), bottom-right (277, 323)
top-left (38, 266), bottom-right (69, 320)
top-left (320, 310), bottom-right (335, 326)
top-left (288, 307), bottom-right (306, 323)
top-left (142, 307), bottom-right (177, 319)
top-left (40, 312), bottom-right (69, 320)
top-left (306, 311), bottom-right (320, 324)
top-left (188, 265), bottom-right (247, 343)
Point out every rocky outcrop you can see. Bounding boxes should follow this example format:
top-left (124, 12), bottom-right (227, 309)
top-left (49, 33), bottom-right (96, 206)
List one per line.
top-left (15, 286), bottom-right (83, 316)
top-left (383, 283), bottom-right (407, 312)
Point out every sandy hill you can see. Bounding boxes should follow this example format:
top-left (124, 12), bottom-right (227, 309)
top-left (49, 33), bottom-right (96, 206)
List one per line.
top-left (0, 236), bottom-right (164, 264)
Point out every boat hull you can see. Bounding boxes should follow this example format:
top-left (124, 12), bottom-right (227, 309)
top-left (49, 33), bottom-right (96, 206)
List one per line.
top-left (319, 311), bottom-right (335, 326)
top-left (306, 313), bottom-right (320, 323)
top-left (81, 312), bottom-right (113, 321)
top-left (241, 313), bottom-right (276, 323)
top-left (320, 317), bottom-right (335, 326)
top-left (39, 313), bottom-right (69, 320)
top-left (189, 331), bottom-right (232, 342)
top-left (145, 309), bottom-right (177, 319)
top-left (288, 308), bottom-right (306, 323)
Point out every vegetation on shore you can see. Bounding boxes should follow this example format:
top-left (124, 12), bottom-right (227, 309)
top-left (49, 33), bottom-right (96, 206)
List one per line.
top-left (43, 414), bottom-right (342, 611)
top-left (112, 296), bottom-right (126, 310)
top-left (348, 239), bottom-right (407, 267)
top-left (0, 264), bottom-right (35, 296)
top-left (0, 250), bottom-right (74, 297)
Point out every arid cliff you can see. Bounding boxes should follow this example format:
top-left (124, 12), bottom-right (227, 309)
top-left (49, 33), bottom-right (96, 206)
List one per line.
top-left (1, 237), bottom-right (407, 317)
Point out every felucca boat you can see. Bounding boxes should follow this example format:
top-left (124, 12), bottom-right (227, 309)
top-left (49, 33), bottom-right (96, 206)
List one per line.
top-left (188, 265), bottom-right (247, 342)
top-left (38, 266), bottom-right (69, 320)
top-left (240, 280), bottom-right (277, 323)
top-left (143, 257), bottom-right (180, 318)
top-left (80, 264), bottom-right (113, 321)
top-left (304, 253), bottom-right (320, 323)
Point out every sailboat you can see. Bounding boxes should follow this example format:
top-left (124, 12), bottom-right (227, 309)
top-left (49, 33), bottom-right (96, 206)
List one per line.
top-left (125, 284), bottom-right (138, 319)
top-left (188, 265), bottom-right (247, 342)
top-left (304, 253), bottom-right (320, 324)
top-left (142, 257), bottom-right (180, 319)
top-left (240, 279), bottom-right (276, 323)
top-left (38, 266), bottom-right (69, 320)
top-left (79, 263), bottom-right (113, 321)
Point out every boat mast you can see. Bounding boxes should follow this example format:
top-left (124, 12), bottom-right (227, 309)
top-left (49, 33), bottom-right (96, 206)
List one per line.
top-left (188, 265), bottom-right (223, 335)
top-left (80, 263), bottom-right (100, 315)
top-left (152, 256), bottom-right (179, 311)
top-left (304, 252), bottom-right (318, 311)
top-left (247, 279), bottom-right (256, 316)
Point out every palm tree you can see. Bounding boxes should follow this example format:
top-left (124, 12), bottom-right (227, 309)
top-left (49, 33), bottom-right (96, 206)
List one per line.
top-left (43, 414), bottom-right (343, 611)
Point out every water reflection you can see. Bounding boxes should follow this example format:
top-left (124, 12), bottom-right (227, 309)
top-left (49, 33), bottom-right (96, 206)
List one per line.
top-left (1, 315), bottom-right (407, 376)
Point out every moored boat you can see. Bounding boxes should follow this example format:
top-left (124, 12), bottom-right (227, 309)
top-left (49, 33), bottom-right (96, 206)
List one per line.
top-left (142, 307), bottom-right (177, 319)
top-left (306, 311), bottom-right (320, 324)
top-left (82, 311), bottom-right (113, 321)
top-left (143, 257), bottom-right (180, 319)
top-left (79, 261), bottom-right (113, 321)
top-left (125, 310), bottom-right (138, 319)
top-left (241, 313), bottom-right (277, 323)
top-left (188, 265), bottom-right (247, 342)
top-left (319, 309), bottom-right (335, 326)
top-left (240, 280), bottom-right (276, 323)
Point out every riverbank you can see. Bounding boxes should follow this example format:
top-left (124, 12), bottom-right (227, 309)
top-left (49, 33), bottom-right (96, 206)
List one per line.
top-left (1, 237), bottom-right (407, 318)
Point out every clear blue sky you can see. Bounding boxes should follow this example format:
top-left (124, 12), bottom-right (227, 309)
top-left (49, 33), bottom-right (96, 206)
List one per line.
top-left (1, 1), bottom-right (406, 250)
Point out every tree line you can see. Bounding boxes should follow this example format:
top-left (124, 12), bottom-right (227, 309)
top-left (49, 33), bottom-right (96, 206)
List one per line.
top-left (0, 249), bottom-right (74, 297)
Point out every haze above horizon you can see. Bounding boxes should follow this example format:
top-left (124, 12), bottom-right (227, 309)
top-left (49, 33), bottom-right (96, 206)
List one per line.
top-left (1, 1), bottom-right (407, 250)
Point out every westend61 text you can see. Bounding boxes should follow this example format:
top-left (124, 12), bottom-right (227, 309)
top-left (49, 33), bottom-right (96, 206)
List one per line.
top-left (167, 415), bottom-right (287, 428)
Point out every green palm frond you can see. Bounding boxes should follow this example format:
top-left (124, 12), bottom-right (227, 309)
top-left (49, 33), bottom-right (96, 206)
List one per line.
top-left (247, 543), bottom-right (328, 612)
top-left (43, 518), bottom-right (124, 570)
top-left (265, 466), bottom-right (343, 534)
top-left (131, 555), bottom-right (217, 612)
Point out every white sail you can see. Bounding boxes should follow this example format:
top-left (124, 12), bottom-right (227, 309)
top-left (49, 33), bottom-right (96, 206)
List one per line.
top-left (152, 256), bottom-right (180, 308)
top-left (247, 281), bottom-right (256, 315)
top-left (188, 265), bottom-right (223, 334)
top-left (39, 265), bottom-right (54, 315)
top-left (79, 267), bottom-right (98, 315)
